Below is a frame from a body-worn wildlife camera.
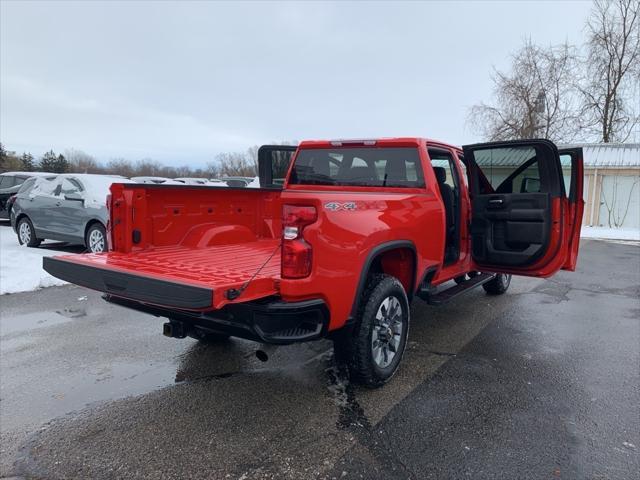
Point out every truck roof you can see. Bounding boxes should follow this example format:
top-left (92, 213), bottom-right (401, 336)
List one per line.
top-left (298, 137), bottom-right (461, 152)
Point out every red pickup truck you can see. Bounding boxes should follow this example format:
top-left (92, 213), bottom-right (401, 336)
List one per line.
top-left (44, 138), bottom-right (584, 386)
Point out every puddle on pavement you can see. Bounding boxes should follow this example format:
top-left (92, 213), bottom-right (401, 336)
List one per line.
top-left (1, 332), bottom-right (333, 434)
top-left (0, 310), bottom-right (75, 336)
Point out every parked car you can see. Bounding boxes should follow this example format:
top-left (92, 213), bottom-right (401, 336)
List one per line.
top-left (174, 177), bottom-right (226, 186)
top-left (12, 174), bottom-right (133, 253)
top-left (131, 176), bottom-right (182, 185)
top-left (0, 172), bottom-right (53, 219)
top-left (44, 139), bottom-right (584, 387)
top-left (219, 176), bottom-right (254, 187)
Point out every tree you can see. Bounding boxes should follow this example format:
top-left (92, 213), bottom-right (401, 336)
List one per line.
top-left (579, 0), bottom-right (640, 142)
top-left (39, 150), bottom-right (69, 173)
top-left (207, 146), bottom-right (259, 177)
top-left (469, 40), bottom-right (580, 142)
top-left (65, 149), bottom-right (99, 173)
top-left (21, 153), bottom-right (35, 171)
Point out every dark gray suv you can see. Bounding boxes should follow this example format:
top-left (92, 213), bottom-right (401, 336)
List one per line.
top-left (11, 174), bottom-right (132, 253)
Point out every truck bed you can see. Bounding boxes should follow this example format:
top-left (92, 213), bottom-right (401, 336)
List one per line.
top-left (44, 239), bottom-right (281, 311)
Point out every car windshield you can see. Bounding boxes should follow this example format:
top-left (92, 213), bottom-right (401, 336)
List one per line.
top-left (289, 147), bottom-right (424, 187)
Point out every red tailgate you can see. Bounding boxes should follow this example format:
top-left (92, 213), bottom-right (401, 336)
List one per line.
top-left (44, 239), bottom-right (281, 311)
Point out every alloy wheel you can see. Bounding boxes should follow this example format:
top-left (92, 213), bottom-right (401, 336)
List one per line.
top-left (371, 295), bottom-right (403, 368)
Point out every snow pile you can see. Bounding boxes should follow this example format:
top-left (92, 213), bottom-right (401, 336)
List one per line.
top-left (581, 226), bottom-right (640, 241)
top-left (246, 177), bottom-right (261, 188)
top-left (0, 227), bottom-right (68, 294)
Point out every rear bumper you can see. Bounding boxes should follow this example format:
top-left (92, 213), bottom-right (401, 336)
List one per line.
top-left (105, 294), bottom-right (330, 344)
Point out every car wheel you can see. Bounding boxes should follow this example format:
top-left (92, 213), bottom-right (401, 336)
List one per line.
top-left (86, 223), bottom-right (107, 253)
top-left (482, 273), bottom-right (512, 295)
top-left (334, 274), bottom-right (410, 388)
top-left (17, 217), bottom-right (41, 247)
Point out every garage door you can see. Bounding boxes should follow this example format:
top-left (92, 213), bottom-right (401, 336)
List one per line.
top-left (598, 175), bottom-right (640, 228)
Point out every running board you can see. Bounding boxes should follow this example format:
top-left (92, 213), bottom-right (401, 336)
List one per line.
top-left (418, 273), bottom-right (495, 306)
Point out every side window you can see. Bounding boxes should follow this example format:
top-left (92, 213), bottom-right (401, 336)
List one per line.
top-left (473, 146), bottom-right (543, 194)
top-left (428, 149), bottom-right (458, 189)
top-left (0, 176), bottom-right (15, 188)
top-left (18, 177), bottom-right (37, 194)
top-left (60, 178), bottom-right (83, 196)
top-left (14, 177), bottom-right (26, 186)
top-left (34, 177), bottom-right (59, 196)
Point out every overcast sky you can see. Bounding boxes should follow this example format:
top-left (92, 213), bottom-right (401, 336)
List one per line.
top-left (1, 0), bottom-right (593, 167)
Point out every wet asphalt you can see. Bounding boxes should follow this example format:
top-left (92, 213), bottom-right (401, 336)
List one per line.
top-left (0, 239), bottom-right (638, 479)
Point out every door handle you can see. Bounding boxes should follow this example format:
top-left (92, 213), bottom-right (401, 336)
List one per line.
top-left (56, 202), bottom-right (62, 206)
top-left (489, 199), bottom-right (503, 204)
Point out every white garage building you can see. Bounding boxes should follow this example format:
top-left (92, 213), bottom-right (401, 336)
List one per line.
top-left (560, 143), bottom-right (640, 229)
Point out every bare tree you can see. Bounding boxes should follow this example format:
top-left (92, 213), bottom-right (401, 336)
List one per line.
top-left (469, 40), bottom-right (580, 142)
top-left (579, 0), bottom-right (640, 143)
top-left (65, 149), bottom-right (99, 173)
top-left (207, 146), bottom-right (259, 177)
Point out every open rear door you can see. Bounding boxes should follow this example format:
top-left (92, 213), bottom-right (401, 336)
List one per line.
top-left (463, 139), bottom-right (582, 278)
top-left (258, 145), bottom-right (297, 188)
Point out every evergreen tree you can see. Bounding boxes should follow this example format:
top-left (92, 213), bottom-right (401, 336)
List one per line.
top-left (53, 153), bottom-right (69, 173)
top-left (21, 153), bottom-right (35, 171)
top-left (39, 150), bottom-right (59, 172)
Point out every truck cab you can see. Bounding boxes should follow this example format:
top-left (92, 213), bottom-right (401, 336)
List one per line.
top-left (44, 137), bottom-right (584, 387)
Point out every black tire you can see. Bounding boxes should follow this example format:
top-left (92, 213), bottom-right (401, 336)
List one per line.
top-left (17, 217), bottom-right (41, 247)
top-left (482, 273), bottom-right (512, 295)
top-left (85, 223), bottom-right (107, 253)
top-left (188, 329), bottom-right (230, 344)
top-left (334, 274), bottom-right (410, 388)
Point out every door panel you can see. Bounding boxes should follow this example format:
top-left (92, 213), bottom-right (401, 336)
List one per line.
top-left (471, 193), bottom-right (550, 266)
top-left (463, 139), bottom-right (569, 277)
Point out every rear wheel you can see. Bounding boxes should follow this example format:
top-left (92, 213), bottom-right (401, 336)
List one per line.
top-left (86, 223), bottom-right (107, 253)
top-left (482, 273), bottom-right (512, 295)
top-left (17, 217), bottom-right (41, 247)
top-left (334, 274), bottom-right (410, 388)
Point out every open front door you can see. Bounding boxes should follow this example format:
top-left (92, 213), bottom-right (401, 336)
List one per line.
top-left (258, 145), bottom-right (297, 188)
top-left (463, 139), bottom-right (581, 278)
top-left (558, 147), bottom-right (584, 271)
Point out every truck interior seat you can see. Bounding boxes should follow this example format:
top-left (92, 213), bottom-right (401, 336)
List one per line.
top-left (345, 166), bottom-right (377, 182)
top-left (384, 157), bottom-right (407, 183)
top-left (310, 156), bottom-right (330, 177)
top-left (433, 166), bottom-right (456, 261)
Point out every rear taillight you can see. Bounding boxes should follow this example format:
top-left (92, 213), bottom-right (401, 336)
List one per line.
top-left (282, 205), bottom-right (317, 279)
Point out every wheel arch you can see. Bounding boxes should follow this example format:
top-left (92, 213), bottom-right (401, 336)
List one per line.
top-left (349, 240), bottom-right (417, 320)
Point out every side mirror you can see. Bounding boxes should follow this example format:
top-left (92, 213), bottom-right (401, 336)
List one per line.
top-left (64, 192), bottom-right (84, 202)
top-left (520, 177), bottom-right (541, 193)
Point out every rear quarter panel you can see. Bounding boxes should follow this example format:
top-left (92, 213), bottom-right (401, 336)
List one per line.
top-left (279, 188), bottom-right (444, 330)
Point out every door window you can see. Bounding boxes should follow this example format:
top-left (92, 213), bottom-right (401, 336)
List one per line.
top-left (428, 150), bottom-right (459, 189)
top-left (473, 146), bottom-right (545, 195)
top-left (0, 176), bottom-right (15, 188)
top-left (60, 178), bottom-right (83, 196)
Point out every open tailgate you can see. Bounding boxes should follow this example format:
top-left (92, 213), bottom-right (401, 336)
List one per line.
top-left (43, 239), bottom-right (281, 311)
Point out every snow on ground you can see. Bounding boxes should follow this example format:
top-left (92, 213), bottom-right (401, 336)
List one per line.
top-left (0, 226), bottom-right (68, 295)
top-left (580, 226), bottom-right (640, 242)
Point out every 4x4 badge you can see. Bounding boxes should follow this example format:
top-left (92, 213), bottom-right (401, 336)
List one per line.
top-left (324, 202), bottom-right (357, 211)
